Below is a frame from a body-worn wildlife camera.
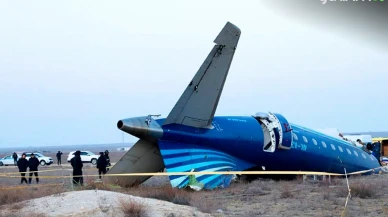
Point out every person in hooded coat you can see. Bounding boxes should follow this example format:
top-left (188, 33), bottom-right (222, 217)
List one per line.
top-left (17, 153), bottom-right (29, 184)
top-left (70, 150), bottom-right (83, 185)
top-left (96, 152), bottom-right (107, 179)
top-left (56, 151), bottom-right (63, 165)
top-left (104, 150), bottom-right (111, 172)
top-left (28, 153), bottom-right (40, 184)
top-left (12, 152), bottom-right (18, 166)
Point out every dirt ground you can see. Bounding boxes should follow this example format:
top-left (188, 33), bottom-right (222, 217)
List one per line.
top-left (129, 174), bottom-right (388, 217)
top-left (1, 151), bottom-right (388, 217)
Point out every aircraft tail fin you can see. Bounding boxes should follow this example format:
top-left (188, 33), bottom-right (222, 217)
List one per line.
top-left (162, 22), bottom-right (241, 128)
top-left (105, 139), bottom-right (165, 187)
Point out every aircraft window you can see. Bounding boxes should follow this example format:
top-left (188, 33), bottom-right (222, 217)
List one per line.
top-left (330, 144), bottom-right (336, 150)
top-left (353, 151), bottom-right (359, 157)
top-left (302, 136), bottom-right (308, 143)
top-left (293, 133), bottom-right (298, 140)
top-left (338, 146), bottom-right (343, 152)
top-left (312, 139), bottom-right (317, 145)
top-left (362, 153), bottom-right (367, 159)
top-left (321, 141), bottom-right (327, 148)
top-left (346, 148), bottom-right (352, 155)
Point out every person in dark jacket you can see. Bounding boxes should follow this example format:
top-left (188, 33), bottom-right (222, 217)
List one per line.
top-left (96, 152), bottom-right (107, 179)
top-left (28, 153), bottom-right (40, 184)
top-left (56, 151), bottom-right (63, 165)
top-left (12, 152), bottom-right (18, 166)
top-left (104, 150), bottom-right (111, 172)
top-left (70, 150), bottom-right (83, 185)
top-left (17, 153), bottom-right (28, 184)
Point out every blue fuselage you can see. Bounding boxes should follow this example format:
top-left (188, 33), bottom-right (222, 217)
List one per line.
top-left (156, 116), bottom-right (380, 174)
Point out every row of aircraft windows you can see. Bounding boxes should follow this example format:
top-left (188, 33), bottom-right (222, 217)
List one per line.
top-left (292, 133), bottom-right (374, 161)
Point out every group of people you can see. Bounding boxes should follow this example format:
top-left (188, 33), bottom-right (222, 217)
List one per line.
top-left (13, 150), bottom-right (111, 186)
top-left (338, 134), bottom-right (372, 149)
top-left (69, 150), bottom-right (111, 186)
top-left (16, 153), bottom-right (40, 184)
top-left (97, 150), bottom-right (111, 179)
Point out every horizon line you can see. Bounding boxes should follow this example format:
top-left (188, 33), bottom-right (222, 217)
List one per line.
top-left (0, 142), bottom-right (136, 150)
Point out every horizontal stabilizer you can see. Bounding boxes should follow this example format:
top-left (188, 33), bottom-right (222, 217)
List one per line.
top-left (163, 22), bottom-right (241, 128)
top-left (106, 139), bottom-right (165, 186)
top-left (157, 140), bottom-right (255, 189)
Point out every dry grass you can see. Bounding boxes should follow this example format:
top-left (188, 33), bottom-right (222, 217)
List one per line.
top-left (105, 177), bottom-right (141, 188)
top-left (118, 197), bottom-right (147, 217)
top-left (0, 210), bottom-right (47, 217)
top-left (81, 176), bottom-right (112, 191)
top-left (128, 185), bottom-right (191, 206)
top-left (349, 180), bottom-right (380, 199)
top-left (332, 177), bottom-right (384, 199)
top-left (119, 175), bottom-right (388, 216)
top-left (0, 184), bottom-right (65, 206)
top-left (322, 187), bottom-right (333, 200)
top-left (189, 193), bottom-right (221, 213)
top-left (7, 201), bottom-right (26, 211)
top-left (279, 182), bottom-right (294, 199)
top-left (123, 184), bottom-right (221, 214)
top-left (1, 156), bottom-right (388, 217)
top-left (75, 176), bottom-right (125, 193)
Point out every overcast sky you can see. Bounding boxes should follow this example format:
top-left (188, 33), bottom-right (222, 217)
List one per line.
top-left (0, 0), bottom-right (387, 147)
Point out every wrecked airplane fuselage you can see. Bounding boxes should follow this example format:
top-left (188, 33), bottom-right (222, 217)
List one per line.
top-left (107, 22), bottom-right (382, 190)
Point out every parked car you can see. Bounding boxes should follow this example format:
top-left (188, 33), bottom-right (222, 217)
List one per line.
top-left (0, 154), bottom-right (21, 166)
top-left (67, 151), bottom-right (99, 165)
top-left (24, 152), bottom-right (53, 166)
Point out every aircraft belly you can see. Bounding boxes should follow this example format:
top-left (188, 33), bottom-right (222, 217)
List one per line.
top-left (157, 139), bottom-right (256, 189)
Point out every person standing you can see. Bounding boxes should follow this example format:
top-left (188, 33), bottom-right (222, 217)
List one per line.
top-left (17, 153), bottom-right (28, 184)
top-left (70, 150), bottom-right (83, 185)
top-left (56, 151), bottom-right (63, 165)
top-left (28, 153), bottom-right (40, 184)
top-left (96, 152), bottom-right (107, 179)
top-left (104, 150), bottom-right (111, 172)
top-left (12, 152), bottom-right (18, 166)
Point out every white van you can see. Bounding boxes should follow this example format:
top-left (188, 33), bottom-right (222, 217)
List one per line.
top-left (67, 151), bottom-right (100, 165)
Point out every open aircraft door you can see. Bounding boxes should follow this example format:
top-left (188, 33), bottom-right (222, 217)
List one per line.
top-left (253, 112), bottom-right (293, 152)
top-left (373, 137), bottom-right (388, 157)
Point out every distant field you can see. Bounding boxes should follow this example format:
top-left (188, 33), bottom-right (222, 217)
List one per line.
top-left (0, 143), bottom-right (134, 156)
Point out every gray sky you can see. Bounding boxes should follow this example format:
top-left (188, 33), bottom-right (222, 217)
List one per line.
top-left (0, 0), bottom-right (387, 147)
